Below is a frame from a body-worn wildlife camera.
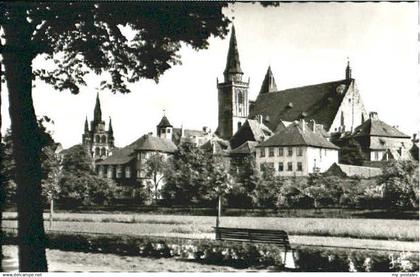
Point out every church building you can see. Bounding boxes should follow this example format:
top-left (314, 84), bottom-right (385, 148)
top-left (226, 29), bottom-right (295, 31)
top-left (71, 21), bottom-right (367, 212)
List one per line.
top-left (82, 93), bottom-right (115, 163)
top-left (217, 25), bottom-right (369, 143)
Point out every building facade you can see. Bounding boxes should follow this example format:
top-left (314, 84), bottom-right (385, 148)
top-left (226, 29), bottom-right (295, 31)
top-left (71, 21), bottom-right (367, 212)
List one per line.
top-left (256, 120), bottom-right (339, 176)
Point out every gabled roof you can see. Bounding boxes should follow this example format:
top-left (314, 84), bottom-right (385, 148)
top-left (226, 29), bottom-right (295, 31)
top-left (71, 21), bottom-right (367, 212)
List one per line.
top-left (172, 128), bottom-right (210, 145)
top-left (250, 79), bottom-right (352, 131)
top-left (257, 120), bottom-right (339, 149)
top-left (352, 118), bottom-right (410, 139)
top-left (326, 163), bottom-right (382, 178)
top-left (229, 119), bottom-right (273, 150)
top-left (96, 147), bottom-right (135, 165)
top-left (97, 134), bottom-right (177, 165)
top-left (157, 115), bottom-right (173, 128)
top-left (230, 141), bottom-right (258, 155)
top-left (201, 136), bottom-right (231, 156)
top-left (134, 134), bottom-right (177, 152)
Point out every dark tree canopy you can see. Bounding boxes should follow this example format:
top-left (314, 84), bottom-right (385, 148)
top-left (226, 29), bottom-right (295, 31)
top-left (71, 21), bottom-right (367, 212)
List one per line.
top-left (1, 2), bottom-right (230, 93)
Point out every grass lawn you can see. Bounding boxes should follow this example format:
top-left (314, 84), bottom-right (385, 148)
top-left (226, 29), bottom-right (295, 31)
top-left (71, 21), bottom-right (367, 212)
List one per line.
top-left (3, 212), bottom-right (419, 244)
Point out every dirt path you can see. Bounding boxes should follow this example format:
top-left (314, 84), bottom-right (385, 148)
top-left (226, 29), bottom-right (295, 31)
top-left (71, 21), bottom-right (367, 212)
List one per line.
top-left (2, 245), bottom-right (250, 272)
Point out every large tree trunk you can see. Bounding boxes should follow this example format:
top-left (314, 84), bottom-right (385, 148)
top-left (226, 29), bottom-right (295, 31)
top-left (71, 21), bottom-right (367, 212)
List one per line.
top-left (0, 38), bottom-right (4, 272)
top-left (3, 15), bottom-right (48, 272)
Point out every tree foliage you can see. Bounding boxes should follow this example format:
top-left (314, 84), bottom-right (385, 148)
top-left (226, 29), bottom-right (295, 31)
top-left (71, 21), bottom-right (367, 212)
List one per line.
top-left (379, 160), bottom-right (419, 209)
top-left (142, 153), bottom-right (169, 203)
top-left (339, 138), bottom-right (366, 165)
top-left (58, 144), bottom-right (117, 207)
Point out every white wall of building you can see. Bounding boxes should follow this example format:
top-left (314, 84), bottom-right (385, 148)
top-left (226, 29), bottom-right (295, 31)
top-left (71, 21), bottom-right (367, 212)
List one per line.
top-left (256, 145), bottom-right (338, 176)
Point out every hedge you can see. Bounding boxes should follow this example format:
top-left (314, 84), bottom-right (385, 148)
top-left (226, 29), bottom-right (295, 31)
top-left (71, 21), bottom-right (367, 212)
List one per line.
top-left (3, 230), bottom-right (418, 272)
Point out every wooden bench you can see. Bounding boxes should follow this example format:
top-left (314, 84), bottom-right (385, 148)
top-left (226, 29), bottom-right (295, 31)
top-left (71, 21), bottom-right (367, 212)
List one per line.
top-left (214, 227), bottom-right (294, 266)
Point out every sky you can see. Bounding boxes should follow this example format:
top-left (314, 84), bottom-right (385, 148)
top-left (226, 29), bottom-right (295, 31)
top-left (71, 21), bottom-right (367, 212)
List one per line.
top-left (1, 2), bottom-right (419, 149)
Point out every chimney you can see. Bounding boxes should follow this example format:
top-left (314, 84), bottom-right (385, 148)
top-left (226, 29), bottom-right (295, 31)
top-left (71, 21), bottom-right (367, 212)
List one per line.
top-left (369, 112), bottom-right (378, 120)
top-left (181, 125), bottom-right (184, 137)
top-left (309, 119), bottom-right (316, 132)
top-left (255, 115), bottom-right (263, 124)
top-left (202, 126), bottom-right (208, 134)
top-left (413, 133), bottom-right (418, 142)
top-left (300, 119), bottom-right (305, 133)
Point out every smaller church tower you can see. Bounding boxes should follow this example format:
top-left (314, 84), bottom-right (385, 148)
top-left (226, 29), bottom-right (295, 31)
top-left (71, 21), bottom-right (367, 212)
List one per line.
top-left (82, 93), bottom-right (115, 163)
top-left (157, 112), bottom-right (173, 140)
top-left (217, 25), bottom-right (250, 140)
top-left (259, 66), bottom-right (278, 94)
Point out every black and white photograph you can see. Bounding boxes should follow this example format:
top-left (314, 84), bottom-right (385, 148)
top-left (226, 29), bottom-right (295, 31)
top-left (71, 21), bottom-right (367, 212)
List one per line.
top-left (0, 0), bottom-right (419, 273)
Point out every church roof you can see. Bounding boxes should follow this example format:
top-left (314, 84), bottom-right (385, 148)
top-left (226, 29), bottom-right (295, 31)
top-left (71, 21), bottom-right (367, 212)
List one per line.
top-left (224, 25), bottom-right (243, 76)
top-left (259, 66), bottom-right (277, 94)
top-left (352, 118), bottom-right (410, 139)
top-left (230, 141), bottom-right (258, 155)
top-left (157, 115), bottom-right (173, 128)
top-left (257, 120), bottom-right (339, 149)
top-left (249, 79), bottom-right (352, 131)
top-left (93, 93), bottom-right (102, 123)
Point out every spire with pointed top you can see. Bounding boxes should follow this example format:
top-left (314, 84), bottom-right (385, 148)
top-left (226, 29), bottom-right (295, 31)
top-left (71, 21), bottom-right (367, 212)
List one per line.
top-left (108, 117), bottom-right (113, 135)
top-left (93, 92), bottom-right (102, 124)
top-left (345, 58), bottom-right (352, 80)
top-left (224, 25), bottom-right (243, 82)
top-left (259, 66), bottom-right (278, 94)
top-left (84, 116), bottom-right (89, 132)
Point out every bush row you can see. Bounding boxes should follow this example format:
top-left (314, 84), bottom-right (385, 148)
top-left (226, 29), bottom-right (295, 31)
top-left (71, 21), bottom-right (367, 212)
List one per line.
top-left (3, 230), bottom-right (418, 272)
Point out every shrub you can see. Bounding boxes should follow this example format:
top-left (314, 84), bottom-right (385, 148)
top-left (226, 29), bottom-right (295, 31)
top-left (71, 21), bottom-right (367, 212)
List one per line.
top-left (3, 230), bottom-right (418, 272)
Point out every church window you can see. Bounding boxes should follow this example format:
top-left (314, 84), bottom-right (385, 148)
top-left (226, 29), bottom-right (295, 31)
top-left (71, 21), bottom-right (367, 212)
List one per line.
top-left (269, 148), bottom-right (274, 157)
top-left (161, 129), bottom-right (166, 134)
top-left (237, 122), bottom-right (242, 130)
top-left (95, 147), bottom-right (100, 156)
top-left (237, 91), bottom-right (243, 104)
top-left (95, 135), bottom-right (100, 143)
top-left (101, 148), bottom-right (106, 156)
top-left (341, 111), bottom-right (345, 127)
top-left (167, 128), bottom-right (171, 134)
top-left (101, 135), bottom-right (107, 143)
top-left (278, 162), bottom-right (284, 172)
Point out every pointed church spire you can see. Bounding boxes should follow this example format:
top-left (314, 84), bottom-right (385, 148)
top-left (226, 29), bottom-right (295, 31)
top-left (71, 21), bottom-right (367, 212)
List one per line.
top-left (345, 58), bottom-right (352, 80)
top-left (84, 116), bottom-right (89, 132)
top-left (108, 117), bottom-right (113, 135)
top-left (224, 25), bottom-right (243, 82)
top-left (259, 66), bottom-right (278, 94)
top-left (93, 92), bottom-right (102, 124)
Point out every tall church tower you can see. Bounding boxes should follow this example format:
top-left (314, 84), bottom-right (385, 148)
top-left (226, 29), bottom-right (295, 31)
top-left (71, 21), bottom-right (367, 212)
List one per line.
top-left (216, 25), bottom-right (249, 140)
top-left (82, 93), bottom-right (115, 162)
